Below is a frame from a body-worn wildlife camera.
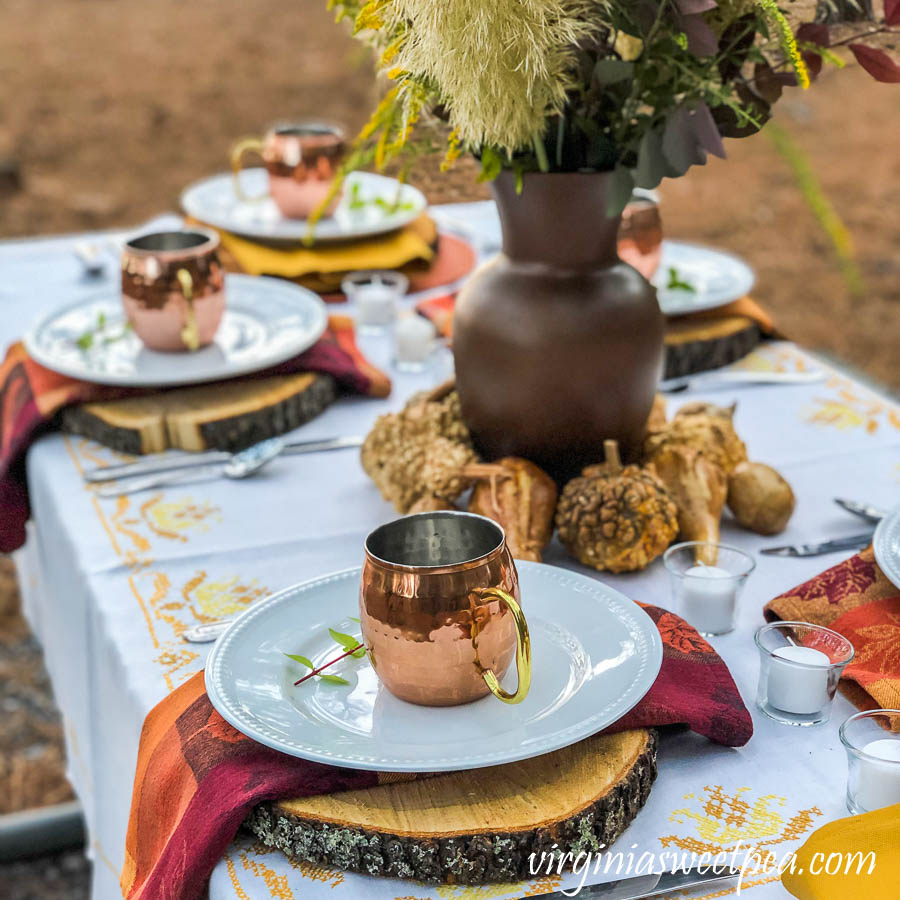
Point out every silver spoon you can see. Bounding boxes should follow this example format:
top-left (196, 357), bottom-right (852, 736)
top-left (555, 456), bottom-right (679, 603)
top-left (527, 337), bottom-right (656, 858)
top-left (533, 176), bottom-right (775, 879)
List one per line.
top-left (97, 437), bottom-right (285, 497)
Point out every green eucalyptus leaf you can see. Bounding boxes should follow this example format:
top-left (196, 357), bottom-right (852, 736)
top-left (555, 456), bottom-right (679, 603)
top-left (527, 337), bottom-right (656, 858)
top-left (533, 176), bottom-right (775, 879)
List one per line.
top-left (319, 674), bottom-right (350, 686)
top-left (284, 652), bottom-right (314, 668)
top-left (634, 128), bottom-right (669, 189)
top-left (606, 165), bottom-right (635, 217)
top-left (593, 59), bottom-right (634, 86)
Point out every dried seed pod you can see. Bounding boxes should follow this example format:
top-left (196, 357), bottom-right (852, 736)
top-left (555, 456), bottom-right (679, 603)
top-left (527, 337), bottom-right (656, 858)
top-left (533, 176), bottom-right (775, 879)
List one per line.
top-left (649, 445), bottom-right (728, 565)
top-left (556, 441), bottom-right (679, 573)
top-left (464, 457), bottom-right (557, 562)
top-left (727, 461), bottom-right (795, 535)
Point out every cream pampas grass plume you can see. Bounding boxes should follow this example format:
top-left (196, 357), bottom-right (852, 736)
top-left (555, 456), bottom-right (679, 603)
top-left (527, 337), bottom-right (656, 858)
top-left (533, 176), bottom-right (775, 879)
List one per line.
top-left (376, 0), bottom-right (604, 155)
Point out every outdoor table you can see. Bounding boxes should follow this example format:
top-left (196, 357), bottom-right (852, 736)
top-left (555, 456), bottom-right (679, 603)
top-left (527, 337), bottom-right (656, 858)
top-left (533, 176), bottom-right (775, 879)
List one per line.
top-left (4, 202), bottom-right (899, 900)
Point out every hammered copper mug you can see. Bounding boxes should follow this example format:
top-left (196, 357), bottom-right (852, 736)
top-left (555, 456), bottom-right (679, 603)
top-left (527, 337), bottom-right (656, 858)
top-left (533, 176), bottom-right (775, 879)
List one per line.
top-left (230, 122), bottom-right (345, 219)
top-left (360, 511), bottom-right (531, 707)
top-left (121, 229), bottom-right (225, 352)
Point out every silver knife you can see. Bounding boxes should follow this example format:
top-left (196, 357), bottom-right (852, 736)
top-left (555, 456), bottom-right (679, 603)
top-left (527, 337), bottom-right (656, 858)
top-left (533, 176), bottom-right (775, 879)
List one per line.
top-left (660, 370), bottom-right (825, 393)
top-left (834, 498), bottom-right (888, 525)
top-left (82, 435), bottom-right (363, 483)
top-left (761, 531), bottom-right (874, 557)
top-left (535, 865), bottom-right (740, 899)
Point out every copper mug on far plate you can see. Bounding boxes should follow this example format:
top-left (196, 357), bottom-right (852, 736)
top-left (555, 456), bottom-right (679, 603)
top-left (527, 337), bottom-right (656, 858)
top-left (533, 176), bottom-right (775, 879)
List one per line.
top-left (230, 122), bottom-right (346, 219)
top-left (121, 229), bottom-right (225, 352)
top-left (360, 512), bottom-right (532, 707)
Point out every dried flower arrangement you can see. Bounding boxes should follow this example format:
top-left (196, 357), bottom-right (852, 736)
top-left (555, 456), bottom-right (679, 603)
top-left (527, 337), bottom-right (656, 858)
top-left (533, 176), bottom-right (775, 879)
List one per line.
top-left (324, 0), bottom-right (899, 211)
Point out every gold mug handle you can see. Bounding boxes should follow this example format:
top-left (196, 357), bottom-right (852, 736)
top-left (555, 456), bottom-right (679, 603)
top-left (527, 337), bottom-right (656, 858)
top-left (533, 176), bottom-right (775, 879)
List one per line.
top-left (230, 137), bottom-right (267, 203)
top-left (175, 268), bottom-right (199, 351)
top-left (476, 587), bottom-right (532, 705)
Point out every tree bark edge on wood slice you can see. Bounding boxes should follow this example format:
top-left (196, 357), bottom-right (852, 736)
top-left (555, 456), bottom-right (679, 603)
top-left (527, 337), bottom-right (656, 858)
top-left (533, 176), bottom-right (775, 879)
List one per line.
top-left (245, 729), bottom-right (657, 885)
top-left (664, 315), bottom-right (761, 379)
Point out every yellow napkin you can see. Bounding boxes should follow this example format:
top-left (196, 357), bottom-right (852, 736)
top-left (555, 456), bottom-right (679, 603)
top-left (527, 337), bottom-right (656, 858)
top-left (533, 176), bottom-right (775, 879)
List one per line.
top-left (782, 803), bottom-right (899, 899)
top-left (212, 215), bottom-right (437, 279)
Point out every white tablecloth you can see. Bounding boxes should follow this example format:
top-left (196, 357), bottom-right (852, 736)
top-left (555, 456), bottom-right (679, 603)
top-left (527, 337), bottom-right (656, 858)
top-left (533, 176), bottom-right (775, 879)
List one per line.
top-left (5, 204), bottom-right (900, 900)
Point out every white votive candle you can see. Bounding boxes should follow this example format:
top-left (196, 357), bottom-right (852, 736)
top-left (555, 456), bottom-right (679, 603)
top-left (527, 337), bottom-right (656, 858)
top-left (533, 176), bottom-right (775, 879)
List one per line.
top-left (767, 646), bottom-right (831, 715)
top-left (355, 282), bottom-right (397, 328)
top-left (681, 565), bottom-right (737, 634)
top-left (854, 739), bottom-right (900, 812)
top-left (395, 314), bottom-right (436, 365)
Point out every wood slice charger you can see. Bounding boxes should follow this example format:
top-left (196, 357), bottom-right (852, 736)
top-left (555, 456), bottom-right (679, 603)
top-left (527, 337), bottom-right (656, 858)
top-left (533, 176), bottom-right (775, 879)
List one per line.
top-left (61, 372), bottom-right (337, 454)
top-left (664, 314), bottom-right (761, 379)
top-left (246, 729), bottom-right (657, 884)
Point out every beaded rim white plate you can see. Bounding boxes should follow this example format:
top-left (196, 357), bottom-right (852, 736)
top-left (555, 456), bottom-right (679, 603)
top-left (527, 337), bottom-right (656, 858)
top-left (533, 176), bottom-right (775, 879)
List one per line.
top-left (873, 507), bottom-right (900, 590)
top-left (204, 562), bottom-right (663, 772)
top-left (655, 241), bottom-right (756, 316)
top-left (23, 274), bottom-right (327, 388)
top-left (181, 169), bottom-right (427, 245)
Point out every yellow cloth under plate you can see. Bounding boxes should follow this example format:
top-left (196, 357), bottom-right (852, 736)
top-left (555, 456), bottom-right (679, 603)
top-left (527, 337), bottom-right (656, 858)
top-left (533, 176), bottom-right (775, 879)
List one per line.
top-left (782, 803), bottom-right (899, 899)
top-left (213, 215), bottom-right (436, 279)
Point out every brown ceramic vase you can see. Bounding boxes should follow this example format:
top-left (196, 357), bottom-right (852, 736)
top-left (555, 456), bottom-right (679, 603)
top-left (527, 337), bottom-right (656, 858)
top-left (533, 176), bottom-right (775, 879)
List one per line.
top-left (453, 171), bottom-right (664, 482)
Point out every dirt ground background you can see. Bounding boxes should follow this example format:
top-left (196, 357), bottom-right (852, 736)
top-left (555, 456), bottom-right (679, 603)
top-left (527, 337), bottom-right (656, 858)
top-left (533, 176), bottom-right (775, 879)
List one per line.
top-left (0, 0), bottom-right (897, 896)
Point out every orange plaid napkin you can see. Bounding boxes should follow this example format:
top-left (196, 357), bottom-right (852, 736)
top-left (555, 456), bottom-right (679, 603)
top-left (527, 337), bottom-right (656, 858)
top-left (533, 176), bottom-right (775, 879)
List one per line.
top-left (0, 316), bottom-right (389, 553)
top-left (765, 546), bottom-right (900, 730)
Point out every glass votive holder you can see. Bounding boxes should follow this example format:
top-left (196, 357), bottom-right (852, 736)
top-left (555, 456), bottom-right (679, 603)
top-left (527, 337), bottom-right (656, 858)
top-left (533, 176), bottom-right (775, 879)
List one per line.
top-left (342, 270), bottom-right (408, 334)
top-left (755, 621), bottom-right (854, 727)
top-left (840, 709), bottom-right (900, 815)
top-left (663, 542), bottom-right (755, 637)
top-left (393, 312), bottom-right (436, 373)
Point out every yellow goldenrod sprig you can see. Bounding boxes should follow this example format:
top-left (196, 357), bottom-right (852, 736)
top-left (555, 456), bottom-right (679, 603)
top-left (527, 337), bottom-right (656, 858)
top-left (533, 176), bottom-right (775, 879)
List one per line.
top-left (756, 0), bottom-right (810, 89)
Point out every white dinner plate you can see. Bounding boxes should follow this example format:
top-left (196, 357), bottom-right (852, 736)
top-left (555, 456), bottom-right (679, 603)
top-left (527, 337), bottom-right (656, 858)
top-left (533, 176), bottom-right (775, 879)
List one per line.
top-left (24, 274), bottom-right (327, 388)
top-left (655, 241), bottom-right (755, 316)
top-left (873, 506), bottom-right (900, 590)
top-left (181, 169), bottom-right (427, 245)
top-left (205, 562), bottom-right (662, 772)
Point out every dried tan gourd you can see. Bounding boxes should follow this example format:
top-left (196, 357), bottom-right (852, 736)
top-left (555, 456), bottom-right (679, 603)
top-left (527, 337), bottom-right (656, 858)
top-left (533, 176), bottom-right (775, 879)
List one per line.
top-left (361, 386), bottom-right (478, 512)
top-left (556, 440), bottom-right (679, 573)
top-left (649, 444), bottom-right (728, 565)
top-left (464, 457), bottom-right (557, 562)
top-left (727, 461), bottom-right (795, 535)
top-left (644, 402), bottom-right (747, 475)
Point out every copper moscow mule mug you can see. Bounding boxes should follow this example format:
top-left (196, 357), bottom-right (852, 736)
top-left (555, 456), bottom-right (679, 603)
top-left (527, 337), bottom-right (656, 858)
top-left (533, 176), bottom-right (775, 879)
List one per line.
top-left (230, 122), bottom-right (346, 219)
top-left (360, 511), bottom-right (532, 707)
top-left (121, 229), bottom-right (225, 352)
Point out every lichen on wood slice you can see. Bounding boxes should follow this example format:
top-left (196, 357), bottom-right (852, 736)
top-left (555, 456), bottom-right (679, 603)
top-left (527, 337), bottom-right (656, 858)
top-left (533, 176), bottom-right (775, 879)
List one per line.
top-left (245, 729), bottom-right (657, 884)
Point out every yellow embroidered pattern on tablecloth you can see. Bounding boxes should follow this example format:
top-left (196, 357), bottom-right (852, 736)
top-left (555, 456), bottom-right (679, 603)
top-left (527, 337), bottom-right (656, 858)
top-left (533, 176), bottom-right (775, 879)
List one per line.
top-left (182, 571), bottom-right (269, 623)
top-left (658, 785), bottom-right (823, 897)
top-left (732, 346), bottom-right (811, 374)
top-left (662, 785), bottom-right (822, 854)
top-left (64, 436), bottom-right (282, 689)
top-left (805, 378), bottom-right (900, 434)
